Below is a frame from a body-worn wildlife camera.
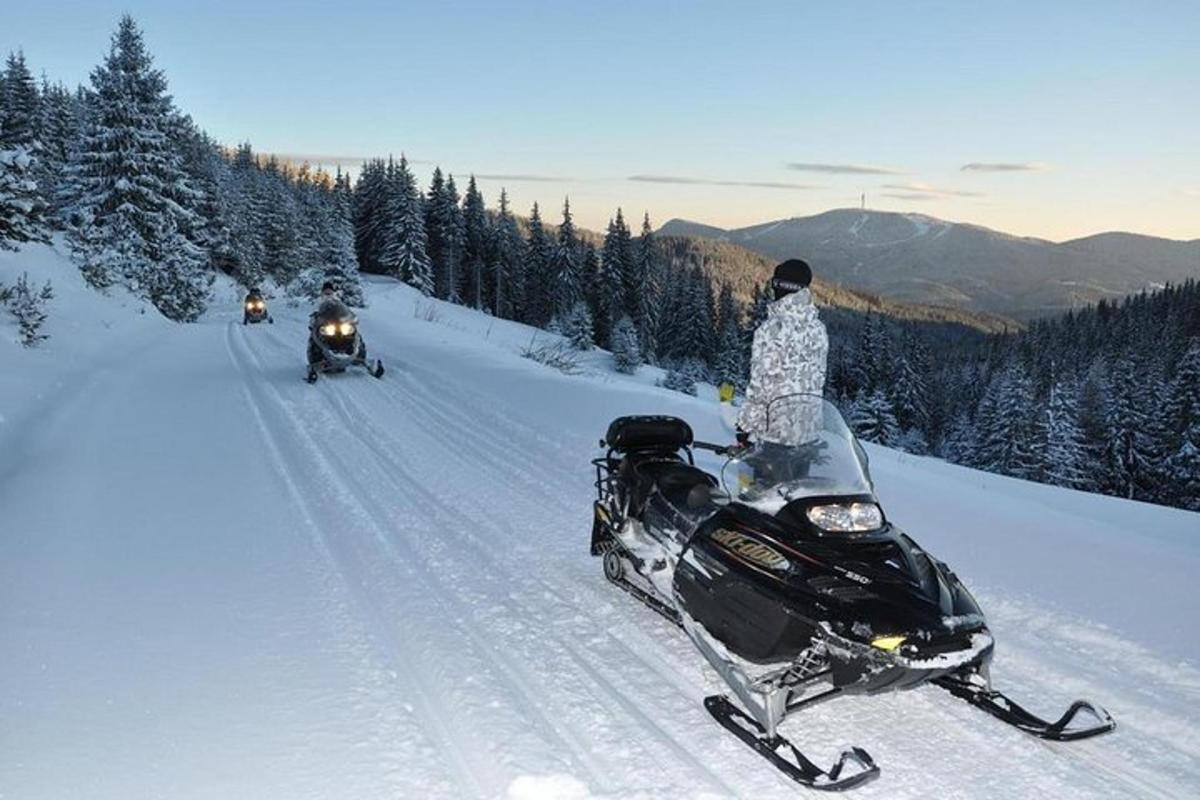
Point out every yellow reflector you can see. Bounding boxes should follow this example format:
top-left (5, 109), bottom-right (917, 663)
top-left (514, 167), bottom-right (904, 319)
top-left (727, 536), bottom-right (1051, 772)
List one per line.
top-left (871, 635), bottom-right (906, 652)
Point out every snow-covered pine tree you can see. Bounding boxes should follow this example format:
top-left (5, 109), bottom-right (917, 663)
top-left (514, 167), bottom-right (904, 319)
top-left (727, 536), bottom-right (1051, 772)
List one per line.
top-left (422, 170), bottom-right (464, 302)
top-left (1040, 378), bottom-right (1090, 490)
top-left (461, 175), bottom-right (488, 310)
top-left (849, 388), bottom-right (899, 446)
top-left (352, 158), bottom-right (390, 274)
top-left (0, 272), bottom-right (53, 346)
top-left (1, 52), bottom-right (40, 147)
top-left (492, 189), bottom-right (522, 319)
top-left (258, 157), bottom-right (302, 288)
top-left (610, 315), bottom-right (641, 374)
top-left (60, 16), bottom-right (211, 320)
top-left (34, 78), bottom-right (76, 216)
top-left (1165, 338), bottom-right (1200, 452)
top-left (890, 345), bottom-right (929, 433)
top-left (1104, 354), bottom-right (1162, 500)
top-left (938, 411), bottom-right (978, 464)
top-left (710, 289), bottom-right (739, 388)
top-left (523, 202), bottom-right (553, 326)
top-left (551, 197), bottom-right (582, 322)
top-left (658, 359), bottom-right (704, 396)
top-left (973, 364), bottom-right (1040, 479)
top-left (318, 168), bottom-right (364, 305)
top-left (561, 300), bottom-right (594, 351)
top-left (1166, 420), bottom-right (1200, 511)
top-left (226, 143), bottom-right (268, 287)
top-left (379, 156), bottom-right (433, 295)
top-left (635, 212), bottom-right (660, 362)
top-left (0, 145), bottom-right (48, 249)
top-left (596, 211), bottom-right (631, 348)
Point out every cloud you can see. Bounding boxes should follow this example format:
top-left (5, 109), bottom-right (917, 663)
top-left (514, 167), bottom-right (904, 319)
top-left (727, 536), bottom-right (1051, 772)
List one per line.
top-left (1181, 187), bottom-right (1200, 198)
top-left (960, 161), bottom-right (1050, 173)
top-left (628, 174), bottom-right (820, 190)
top-left (786, 162), bottom-right (904, 175)
top-left (882, 192), bottom-right (939, 202)
top-left (882, 181), bottom-right (983, 198)
top-left (270, 152), bottom-right (433, 167)
top-left (472, 173), bottom-right (575, 183)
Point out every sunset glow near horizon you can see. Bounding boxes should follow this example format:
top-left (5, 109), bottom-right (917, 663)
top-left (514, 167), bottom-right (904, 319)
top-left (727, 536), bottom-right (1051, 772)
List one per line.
top-left (7, 0), bottom-right (1198, 241)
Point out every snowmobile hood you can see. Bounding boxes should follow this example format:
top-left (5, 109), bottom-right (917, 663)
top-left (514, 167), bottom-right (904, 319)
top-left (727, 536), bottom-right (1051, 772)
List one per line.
top-left (687, 502), bottom-right (987, 647)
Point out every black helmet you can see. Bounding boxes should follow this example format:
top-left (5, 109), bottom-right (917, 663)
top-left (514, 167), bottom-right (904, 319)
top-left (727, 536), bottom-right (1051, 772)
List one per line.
top-left (321, 280), bottom-right (336, 293)
top-left (771, 259), bottom-right (812, 300)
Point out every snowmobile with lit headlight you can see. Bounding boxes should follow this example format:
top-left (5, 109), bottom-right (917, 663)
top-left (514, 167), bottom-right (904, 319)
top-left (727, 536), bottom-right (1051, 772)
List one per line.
top-left (242, 289), bottom-right (272, 324)
top-left (305, 299), bottom-right (384, 383)
top-left (589, 394), bottom-right (1114, 791)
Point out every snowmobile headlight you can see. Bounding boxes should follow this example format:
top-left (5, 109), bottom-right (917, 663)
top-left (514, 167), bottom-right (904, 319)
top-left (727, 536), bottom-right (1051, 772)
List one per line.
top-left (871, 635), bottom-right (907, 652)
top-left (246, 302), bottom-right (255, 310)
top-left (338, 321), bottom-right (355, 336)
top-left (806, 502), bottom-right (883, 533)
top-left (320, 323), bottom-right (338, 336)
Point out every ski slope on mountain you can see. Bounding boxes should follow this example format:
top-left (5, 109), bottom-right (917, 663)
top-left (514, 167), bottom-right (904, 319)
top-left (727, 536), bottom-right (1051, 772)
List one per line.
top-left (2, 245), bottom-right (1199, 799)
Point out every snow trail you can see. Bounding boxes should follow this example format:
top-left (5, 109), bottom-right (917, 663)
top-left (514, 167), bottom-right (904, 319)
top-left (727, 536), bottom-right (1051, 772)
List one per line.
top-left (2, 263), bottom-right (1198, 799)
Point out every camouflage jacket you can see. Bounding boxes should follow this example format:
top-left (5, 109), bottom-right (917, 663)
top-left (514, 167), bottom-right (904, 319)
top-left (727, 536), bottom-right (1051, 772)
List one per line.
top-left (737, 289), bottom-right (828, 444)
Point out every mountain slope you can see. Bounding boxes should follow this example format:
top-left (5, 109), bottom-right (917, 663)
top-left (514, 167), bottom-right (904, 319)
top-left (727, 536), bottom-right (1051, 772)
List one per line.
top-left (2, 244), bottom-right (1198, 799)
top-left (660, 210), bottom-right (1200, 319)
top-left (658, 234), bottom-right (1021, 333)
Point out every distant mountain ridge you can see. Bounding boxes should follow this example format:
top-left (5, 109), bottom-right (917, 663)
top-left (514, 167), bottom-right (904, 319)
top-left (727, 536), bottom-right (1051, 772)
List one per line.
top-left (659, 210), bottom-right (1200, 319)
top-left (656, 235), bottom-right (1020, 334)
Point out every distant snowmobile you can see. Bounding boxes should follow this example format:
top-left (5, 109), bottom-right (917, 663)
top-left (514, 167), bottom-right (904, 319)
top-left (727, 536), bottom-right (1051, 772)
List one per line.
top-left (305, 299), bottom-right (384, 383)
top-left (243, 289), bottom-right (273, 325)
top-left (589, 394), bottom-right (1114, 791)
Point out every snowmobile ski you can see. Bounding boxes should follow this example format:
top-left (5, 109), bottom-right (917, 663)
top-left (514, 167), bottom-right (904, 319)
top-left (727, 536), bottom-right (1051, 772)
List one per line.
top-left (934, 674), bottom-right (1115, 741)
top-left (705, 696), bottom-right (879, 791)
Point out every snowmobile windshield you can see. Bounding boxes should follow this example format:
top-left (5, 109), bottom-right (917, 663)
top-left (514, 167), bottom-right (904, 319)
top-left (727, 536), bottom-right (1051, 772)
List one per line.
top-left (315, 299), bottom-right (354, 323)
top-left (722, 394), bottom-right (874, 513)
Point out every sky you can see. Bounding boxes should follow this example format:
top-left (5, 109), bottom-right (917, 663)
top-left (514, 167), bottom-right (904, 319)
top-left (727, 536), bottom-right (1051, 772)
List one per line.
top-left (6, 1), bottom-right (1198, 241)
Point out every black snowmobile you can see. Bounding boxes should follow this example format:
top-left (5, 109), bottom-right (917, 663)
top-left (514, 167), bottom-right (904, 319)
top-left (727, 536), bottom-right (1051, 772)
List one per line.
top-left (305, 299), bottom-right (384, 383)
top-left (590, 394), bottom-right (1114, 791)
top-left (243, 289), bottom-right (273, 324)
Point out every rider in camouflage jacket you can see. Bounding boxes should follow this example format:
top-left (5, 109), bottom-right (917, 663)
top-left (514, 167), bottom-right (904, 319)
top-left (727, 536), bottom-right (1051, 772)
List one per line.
top-left (737, 259), bottom-right (828, 445)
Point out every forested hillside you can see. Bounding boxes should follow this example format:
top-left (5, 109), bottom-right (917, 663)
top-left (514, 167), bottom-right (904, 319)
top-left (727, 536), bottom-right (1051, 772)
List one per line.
top-left (2, 16), bottom-right (1196, 510)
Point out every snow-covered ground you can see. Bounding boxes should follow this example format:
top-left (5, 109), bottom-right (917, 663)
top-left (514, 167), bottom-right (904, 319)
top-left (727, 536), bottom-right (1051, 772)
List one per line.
top-left (2, 243), bottom-right (1198, 799)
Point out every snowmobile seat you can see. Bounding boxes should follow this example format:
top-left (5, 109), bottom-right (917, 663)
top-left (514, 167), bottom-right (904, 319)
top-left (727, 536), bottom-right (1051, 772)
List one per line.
top-left (625, 459), bottom-right (717, 517)
top-left (605, 415), bottom-right (693, 455)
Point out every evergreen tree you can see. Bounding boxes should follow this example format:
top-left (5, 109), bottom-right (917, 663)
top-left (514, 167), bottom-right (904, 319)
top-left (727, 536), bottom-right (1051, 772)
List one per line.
top-left (352, 158), bottom-right (390, 274)
top-left (317, 168), bottom-right (364, 304)
top-left (0, 145), bottom-right (48, 249)
top-left (635, 213), bottom-right (660, 362)
top-left (1040, 378), bottom-right (1090, 490)
top-left (1, 52), bottom-right (40, 147)
top-left (597, 211), bottom-right (631, 348)
top-left (974, 364), bottom-right (1041, 479)
top-left (561, 300), bottom-right (594, 351)
top-left (523, 202), bottom-right (553, 326)
top-left (60, 16), bottom-right (210, 320)
top-left (611, 315), bottom-right (641, 374)
top-left (492, 188), bottom-right (522, 319)
top-left (34, 78), bottom-right (76, 213)
top-left (849, 389), bottom-right (900, 446)
top-left (379, 155), bottom-right (433, 294)
top-left (461, 175), bottom-right (488, 309)
top-left (550, 197), bottom-right (581, 323)
top-left (1166, 420), bottom-right (1200, 511)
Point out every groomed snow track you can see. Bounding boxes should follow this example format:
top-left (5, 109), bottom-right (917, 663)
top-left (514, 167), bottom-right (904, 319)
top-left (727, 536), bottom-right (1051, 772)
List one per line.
top-left (2, 271), bottom-right (1199, 799)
